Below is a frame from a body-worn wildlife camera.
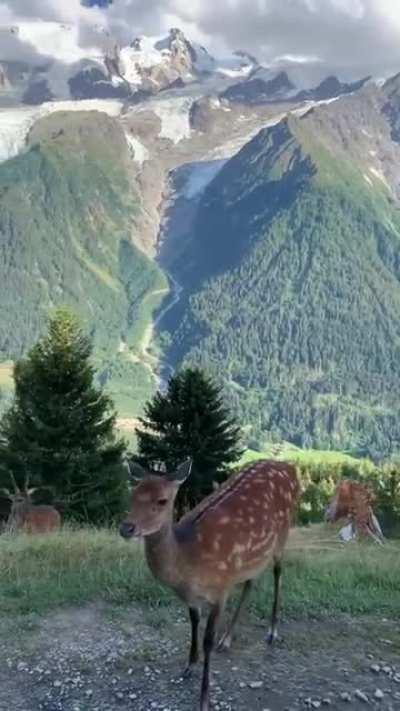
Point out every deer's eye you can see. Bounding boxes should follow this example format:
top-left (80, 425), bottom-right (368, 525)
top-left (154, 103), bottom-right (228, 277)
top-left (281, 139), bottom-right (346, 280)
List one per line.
top-left (157, 498), bottom-right (168, 506)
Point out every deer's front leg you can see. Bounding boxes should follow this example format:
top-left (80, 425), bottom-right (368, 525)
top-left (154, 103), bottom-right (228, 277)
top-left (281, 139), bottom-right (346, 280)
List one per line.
top-left (183, 606), bottom-right (200, 679)
top-left (200, 602), bottom-right (223, 711)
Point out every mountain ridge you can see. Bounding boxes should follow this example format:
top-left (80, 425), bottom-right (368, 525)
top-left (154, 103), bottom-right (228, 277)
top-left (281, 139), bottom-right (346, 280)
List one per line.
top-left (2, 22), bottom-right (400, 456)
top-left (158, 81), bottom-right (400, 456)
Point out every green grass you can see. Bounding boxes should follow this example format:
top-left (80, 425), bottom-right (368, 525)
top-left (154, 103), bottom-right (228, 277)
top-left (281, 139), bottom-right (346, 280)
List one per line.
top-left (240, 444), bottom-right (367, 467)
top-left (0, 526), bottom-right (399, 622)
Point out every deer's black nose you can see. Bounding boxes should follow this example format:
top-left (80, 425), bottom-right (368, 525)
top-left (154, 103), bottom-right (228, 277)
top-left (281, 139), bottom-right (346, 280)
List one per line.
top-left (119, 521), bottom-right (136, 539)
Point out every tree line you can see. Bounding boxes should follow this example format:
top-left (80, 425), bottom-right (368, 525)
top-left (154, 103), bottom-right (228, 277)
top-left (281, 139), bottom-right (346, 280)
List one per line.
top-left (0, 310), bottom-right (241, 523)
top-left (0, 309), bottom-right (399, 533)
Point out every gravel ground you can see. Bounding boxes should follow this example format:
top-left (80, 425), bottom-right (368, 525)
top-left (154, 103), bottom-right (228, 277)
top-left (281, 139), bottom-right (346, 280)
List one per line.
top-left (1, 603), bottom-right (399, 711)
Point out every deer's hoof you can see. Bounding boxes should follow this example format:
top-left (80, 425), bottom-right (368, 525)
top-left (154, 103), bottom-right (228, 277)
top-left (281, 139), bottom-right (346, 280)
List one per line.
top-left (182, 665), bottom-right (194, 680)
top-left (266, 628), bottom-right (279, 646)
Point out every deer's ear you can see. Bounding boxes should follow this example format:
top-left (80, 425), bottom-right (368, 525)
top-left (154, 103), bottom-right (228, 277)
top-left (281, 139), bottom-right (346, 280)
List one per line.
top-left (125, 461), bottom-right (148, 481)
top-left (170, 459), bottom-right (192, 485)
top-left (27, 488), bottom-right (37, 496)
top-left (0, 488), bottom-right (12, 500)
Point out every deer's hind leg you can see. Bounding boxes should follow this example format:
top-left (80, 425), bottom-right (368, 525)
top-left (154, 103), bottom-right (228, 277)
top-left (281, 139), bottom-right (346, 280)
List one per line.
top-left (267, 558), bottom-right (282, 645)
top-left (217, 580), bottom-right (252, 651)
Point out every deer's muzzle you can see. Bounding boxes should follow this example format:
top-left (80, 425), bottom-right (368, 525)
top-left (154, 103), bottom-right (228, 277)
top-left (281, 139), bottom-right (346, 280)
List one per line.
top-left (119, 521), bottom-right (137, 539)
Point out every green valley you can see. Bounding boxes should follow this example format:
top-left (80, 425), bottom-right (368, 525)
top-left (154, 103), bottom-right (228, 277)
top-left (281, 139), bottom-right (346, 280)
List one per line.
top-left (0, 111), bottom-right (167, 417)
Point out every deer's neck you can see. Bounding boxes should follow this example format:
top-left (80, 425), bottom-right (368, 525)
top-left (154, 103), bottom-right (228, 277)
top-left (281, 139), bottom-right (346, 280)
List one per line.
top-left (144, 521), bottom-right (182, 592)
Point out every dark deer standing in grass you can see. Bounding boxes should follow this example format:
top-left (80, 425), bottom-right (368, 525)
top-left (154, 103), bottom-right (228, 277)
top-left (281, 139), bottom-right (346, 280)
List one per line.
top-left (0, 473), bottom-right (61, 534)
top-left (120, 459), bottom-right (299, 711)
top-left (325, 479), bottom-right (384, 544)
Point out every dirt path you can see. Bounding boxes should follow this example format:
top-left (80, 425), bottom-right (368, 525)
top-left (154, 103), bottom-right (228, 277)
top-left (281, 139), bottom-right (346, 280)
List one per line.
top-left (1, 604), bottom-right (399, 711)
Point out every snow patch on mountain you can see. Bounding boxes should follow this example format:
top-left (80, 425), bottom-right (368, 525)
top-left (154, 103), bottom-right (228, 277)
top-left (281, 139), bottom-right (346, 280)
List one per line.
top-left (125, 132), bottom-right (149, 165)
top-left (127, 96), bottom-right (193, 144)
top-left (0, 99), bottom-right (123, 163)
top-left (153, 97), bottom-right (192, 142)
top-left (120, 36), bottom-right (167, 85)
top-left (369, 166), bottom-right (391, 191)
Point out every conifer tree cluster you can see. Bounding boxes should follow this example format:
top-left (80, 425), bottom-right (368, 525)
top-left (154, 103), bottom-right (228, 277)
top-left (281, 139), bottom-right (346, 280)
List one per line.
top-left (0, 310), bottom-right (126, 522)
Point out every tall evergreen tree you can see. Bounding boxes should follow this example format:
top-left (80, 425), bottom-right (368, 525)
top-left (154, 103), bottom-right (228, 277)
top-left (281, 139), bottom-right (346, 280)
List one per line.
top-left (136, 368), bottom-right (243, 512)
top-left (0, 309), bottom-right (126, 522)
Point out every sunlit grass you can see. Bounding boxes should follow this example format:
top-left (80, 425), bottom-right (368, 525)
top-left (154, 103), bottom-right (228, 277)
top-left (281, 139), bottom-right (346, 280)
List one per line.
top-left (0, 525), bottom-right (399, 620)
top-left (240, 445), bottom-right (369, 468)
top-left (0, 361), bottom-right (13, 388)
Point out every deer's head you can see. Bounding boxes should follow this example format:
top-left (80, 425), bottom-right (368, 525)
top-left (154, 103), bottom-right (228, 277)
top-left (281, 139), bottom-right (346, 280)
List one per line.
top-left (119, 459), bottom-right (192, 539)
top-left (1, 473), bottom-right (37, 526)
top-left (325, 479), bottom-right (384, 543)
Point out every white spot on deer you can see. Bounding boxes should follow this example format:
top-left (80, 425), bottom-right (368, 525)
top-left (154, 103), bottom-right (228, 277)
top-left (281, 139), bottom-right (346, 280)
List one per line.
top-left (218, 562), bottom-right (228, 571)
top-left (219, 516), bottom-right (231, 525)
top-left (234, 556), bottom-right (243, 570)
top-left (252, 532), bottom-right (275, 552)
top-left (232, 543), bottom-right (247, 556)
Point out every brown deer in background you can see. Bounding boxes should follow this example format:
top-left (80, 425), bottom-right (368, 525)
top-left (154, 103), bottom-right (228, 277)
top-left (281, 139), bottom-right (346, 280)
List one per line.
top-left (1, 473), bottom-right (61, 534)
top-left (325, 479), bottom-right (384, 544)
top-left (120, 459), bottom-right (299, 711)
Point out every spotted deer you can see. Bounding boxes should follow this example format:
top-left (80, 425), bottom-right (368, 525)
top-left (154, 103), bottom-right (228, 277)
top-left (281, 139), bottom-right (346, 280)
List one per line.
top-left (325, 479), bottom-right (384, 544)
top-left (0, 473), bottom-right (61, 534)
top-left (120, 459), bottom-right (299, 711)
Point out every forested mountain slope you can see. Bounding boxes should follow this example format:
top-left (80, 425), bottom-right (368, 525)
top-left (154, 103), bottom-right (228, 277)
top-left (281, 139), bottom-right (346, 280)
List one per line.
top-left (0, 111), bottom-right (167, 415)
top-left (166, 81), bottom-right (400, 456)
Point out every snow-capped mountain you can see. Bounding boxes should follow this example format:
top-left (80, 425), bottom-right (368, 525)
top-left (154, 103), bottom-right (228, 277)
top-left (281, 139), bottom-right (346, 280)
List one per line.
top-left (0, 21), bottom-right (374, 108)
top-left (0, 23), bottom-right (258, 105)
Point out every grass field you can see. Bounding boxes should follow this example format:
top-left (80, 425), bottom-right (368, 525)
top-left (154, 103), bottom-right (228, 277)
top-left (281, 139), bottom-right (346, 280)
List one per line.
top-left (240, 444), bottom-right (370, 467)
top-left (1, 525), bottom-right (399, 624)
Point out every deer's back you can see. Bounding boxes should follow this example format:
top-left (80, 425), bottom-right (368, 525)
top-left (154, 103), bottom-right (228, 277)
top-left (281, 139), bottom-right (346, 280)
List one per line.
top-left (174, 461), bottom-right (299, 601)
top-left (24, 506), bottom-right (61, 534)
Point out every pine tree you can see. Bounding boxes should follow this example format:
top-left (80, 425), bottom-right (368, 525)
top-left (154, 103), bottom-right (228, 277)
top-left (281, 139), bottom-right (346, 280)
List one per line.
top-left (136, 368), bottom-right (243, 512)
top-left (0, 309), bottom-right (127, 523)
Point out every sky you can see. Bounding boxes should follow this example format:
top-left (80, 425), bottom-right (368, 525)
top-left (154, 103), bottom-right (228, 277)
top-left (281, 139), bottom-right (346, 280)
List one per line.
top-left (0, 0), bottom-right (400, 81)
